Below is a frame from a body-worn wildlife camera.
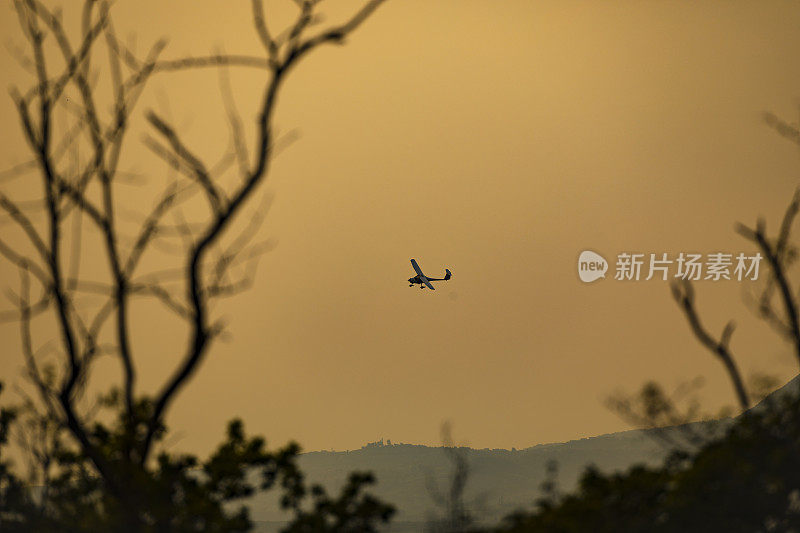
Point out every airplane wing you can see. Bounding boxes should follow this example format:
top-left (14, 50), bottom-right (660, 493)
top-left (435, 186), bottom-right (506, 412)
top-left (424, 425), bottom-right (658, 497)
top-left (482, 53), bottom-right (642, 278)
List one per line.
top-left (410, 259), bottom-right (424, 276)
top-left (421, 276), bottom-right (435, 290)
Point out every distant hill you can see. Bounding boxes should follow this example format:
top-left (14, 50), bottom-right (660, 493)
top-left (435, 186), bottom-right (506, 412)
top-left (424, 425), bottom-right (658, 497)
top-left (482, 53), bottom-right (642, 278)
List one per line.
top-left (247, 427), bottom-right (695, 529)
top-left (248, 374), bottom-right (799, 532)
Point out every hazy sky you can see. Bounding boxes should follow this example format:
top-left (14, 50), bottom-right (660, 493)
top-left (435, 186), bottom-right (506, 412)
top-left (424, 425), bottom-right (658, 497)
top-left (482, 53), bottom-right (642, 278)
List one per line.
top-left (2, 0), bottom-right (800, 455)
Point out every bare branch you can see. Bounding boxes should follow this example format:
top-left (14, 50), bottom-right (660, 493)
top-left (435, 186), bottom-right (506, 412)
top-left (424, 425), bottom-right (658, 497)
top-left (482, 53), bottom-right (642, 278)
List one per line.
top-left (123, 181), bottom-right (189, 276)
top-left (208, 193), bottom-right (273, 290)
top-left (286, 1), bottom-right (315, 52)
top-left (146, 112), bottom-right (226, 214)
top-left (53, 176), bottom-right (107, 227)
top-left (129, 283), bottom-right (192, 320)
top-left (747, 190), bottom-right (800, 331)
top-left (289, 0), bottom-right (387, 61)
top-left (764, 111), bottom-right (800, 146)
top-left (218, 59), bottom-right (250, 180)
top-left (0, 235), bottom-right (49, 290)
top-left (0, 192), bottom-right (50, 264)
top-left (15, 266), bottom-right (59, 420)
top-left (671, 279), bottom-right (750, 411)
top-left (21, 0), bottom-right (110, 106)
top-left (252, 0), bottom-right (279, 65)
top-left (737, 216), bottom-right (800, 368)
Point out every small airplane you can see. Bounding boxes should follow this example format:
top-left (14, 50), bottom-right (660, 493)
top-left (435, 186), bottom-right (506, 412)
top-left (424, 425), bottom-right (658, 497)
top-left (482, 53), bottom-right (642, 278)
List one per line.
top-left (408, 259), bottom-right (451, 290)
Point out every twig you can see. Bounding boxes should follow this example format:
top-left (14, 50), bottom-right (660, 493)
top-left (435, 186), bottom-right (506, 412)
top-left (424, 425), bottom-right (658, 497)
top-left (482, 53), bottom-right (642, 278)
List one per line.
top-left (671, 279), bottom-right (750, 411)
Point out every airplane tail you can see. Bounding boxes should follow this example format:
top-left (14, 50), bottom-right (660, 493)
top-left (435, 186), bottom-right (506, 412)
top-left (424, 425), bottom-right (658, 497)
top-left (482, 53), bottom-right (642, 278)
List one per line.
top-left (444, 269), bottom-right (451, 280)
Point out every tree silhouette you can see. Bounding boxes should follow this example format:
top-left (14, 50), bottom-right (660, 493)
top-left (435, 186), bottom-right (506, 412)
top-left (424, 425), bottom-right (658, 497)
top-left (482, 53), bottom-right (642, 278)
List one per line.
top-left (0, 0), bottom-right (393, 530)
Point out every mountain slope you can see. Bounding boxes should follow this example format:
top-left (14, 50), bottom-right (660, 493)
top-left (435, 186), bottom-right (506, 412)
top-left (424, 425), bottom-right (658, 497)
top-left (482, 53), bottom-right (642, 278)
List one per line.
top-left (250, 374), bottom-right (799, 529)
top-left (248, 427), bottom-right (675, 525)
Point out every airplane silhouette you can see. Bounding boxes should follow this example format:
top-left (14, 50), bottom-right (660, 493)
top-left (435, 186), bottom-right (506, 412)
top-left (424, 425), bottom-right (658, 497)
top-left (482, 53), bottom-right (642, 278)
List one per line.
top-left (408, 259), bottom-right (451, 290)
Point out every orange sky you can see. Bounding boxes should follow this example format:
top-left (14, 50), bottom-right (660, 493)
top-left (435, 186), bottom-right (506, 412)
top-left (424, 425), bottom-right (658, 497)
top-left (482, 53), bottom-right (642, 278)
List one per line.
top-left (2, 0), bottom-right (800, 456)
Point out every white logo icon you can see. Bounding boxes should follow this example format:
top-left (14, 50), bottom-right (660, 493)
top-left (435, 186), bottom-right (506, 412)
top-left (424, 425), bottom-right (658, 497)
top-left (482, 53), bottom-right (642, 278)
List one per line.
top-left (578, 250), bottom-right (608, 283)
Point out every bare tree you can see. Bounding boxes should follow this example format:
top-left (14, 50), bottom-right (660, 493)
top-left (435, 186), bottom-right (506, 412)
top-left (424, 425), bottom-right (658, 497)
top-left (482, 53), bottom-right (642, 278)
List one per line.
top-left (0, 0), bottom-right (387, 527)
top-left (670, 111), bottom-right (800, 414)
